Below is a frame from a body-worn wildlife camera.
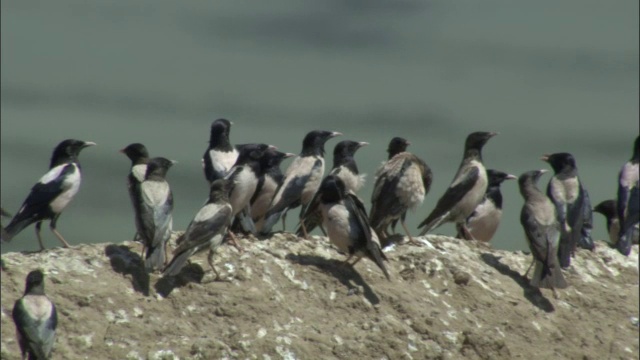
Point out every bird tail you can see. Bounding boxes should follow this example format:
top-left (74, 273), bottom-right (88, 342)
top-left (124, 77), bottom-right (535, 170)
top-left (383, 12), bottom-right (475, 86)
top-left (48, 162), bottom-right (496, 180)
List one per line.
top-left (532, 260), bottom-right (568, 290)
top-left (617, 228), bottom-right (634, 256)
top-left (163, 248), bottom-right (196, 277)
top-left (145, 244), bottom-right (166, 272)
top-left (577, 226), bottom-right (595, 251)
top-left (237, 207), bottom-right (257, 235)
top-left (260, 208), bottom-right (287, 236)
top-left (2, 214), bottom-right (36, 242)
top-left (295, 212), bottom-right (320, 237)
top-left (417, 213), bottom-right (446, 236)
top-left (556, 232), bottom-right (573, 268)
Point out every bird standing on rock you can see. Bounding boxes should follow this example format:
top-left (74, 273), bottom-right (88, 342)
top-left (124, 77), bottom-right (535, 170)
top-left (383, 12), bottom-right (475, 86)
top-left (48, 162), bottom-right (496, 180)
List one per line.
top-left (138, 157), bottom-right (175, 272)
top-left (518, 170), bottom-right (568, 299)
top-left (260, 130), bottom-right (342, 235)
top-left (12, 269), bottom-right (58, 360)
top-left (594, 200), bottom-right (639, 247)
top-left (616, 136), bottom-right (639, 256)
top-left (203, 119), bottom-right (238, 184)
top-left (370, 137), bottom-right (432, 247)
top-left (251, 149), bottom-right (296, 233)
top-left (317, 175), bottom-right (390, 280)
top-left (120, 143), bottom-right (150, 243)
top-left (297, 140), bottom-right (368, 238)
top-left (541, 152), bottom-right (588, 268)
top-left (225, 143), bottom-right (277, 237)
top-left (2, 139), bottom-right (96, 250)
top-left (164, 179), bottom-right (233, 280)
top-left (456, 169), bottom-right (516, 242)
top-left (418, 131), bottom-right (497, 238)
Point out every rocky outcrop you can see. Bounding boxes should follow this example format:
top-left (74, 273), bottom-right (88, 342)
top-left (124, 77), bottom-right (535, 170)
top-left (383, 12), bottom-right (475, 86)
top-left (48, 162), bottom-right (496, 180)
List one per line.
top-left (1, 233), bottom-right (638, 359)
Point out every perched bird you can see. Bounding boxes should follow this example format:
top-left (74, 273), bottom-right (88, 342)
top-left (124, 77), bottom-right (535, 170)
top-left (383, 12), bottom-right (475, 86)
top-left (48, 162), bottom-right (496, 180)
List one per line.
top-left (456, 169), bottom-right (516, 242)
top-left (2, 139), bottom-right (96, 250)
top-left (250, 149), bottom-right (296, 233)
top-left (138, 157), bottom-right (175, 272)
top-left (12, 269), bottom-right (57, 360)
top-left (418, 132), bottom-right (497, 238)
top-left (370, 137), bottom-right (432, 246)
top-left (375, 137), bottom-right (411, 235)
top-left (541, 152), bottom-right (587, 268)
top-left (518, 170), bottom-right (568, 298)
top-left (616, 136), bottom-right (639, 256)
top-left (317, 175), bottom-right (390, 280)
top-left (594, 200), bottom-right (639, 247)
top-left (577, 190), bottom-right (595, 251)
top-left (260, 130), bottom-right (341, 235)
top-left (163, 179), bottom-right (233, 280)
top-left (225, 143), bottom-right (276, 238)
top-left (203, 118), bottom-right (238, 184)
top-left (297, 140), bottom-right (369, 238)
top-left (120, 143), bottom-right (150, 243)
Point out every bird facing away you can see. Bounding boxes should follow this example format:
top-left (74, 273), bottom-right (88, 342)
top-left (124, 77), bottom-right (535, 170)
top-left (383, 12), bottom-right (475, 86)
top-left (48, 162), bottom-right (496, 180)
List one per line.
top-left (317, 175), bottom-right (390, 280)
top-left (163, 179), bottom-right (233, 280)
top-left (376, 137), bottom-right (411, 235)
top-left (594, 199), bottom-right (639, 247)
top-left (616, 135), bottom-right (639, 256)
top-left (297, 140), bottom-right (369, 238)
top-left (542, 152), bottom-right (587, 268)
top-left (518, 170), bottom-right (568, 298)
top-left (120, 143), bottom-right (150, 243)
top-left (2, 139), bottom-right (96, 250)
top-left (456, 169), bottom-right (516, 242)
top-left (251, 149), bottom-right (296, 233)
top-left (225, 143), bottom-right (277, 235)
top-left (370, 137), bottom-right (432, 247)
top-left (418, 131), bottom-right (497, 238)
top-left (12, 269), bottom-right (57, 360)
top-left (138, 157), bottom-right (175, 272)
top-left (260, 130), bottom-right (342, 235)
top-left (203, 118), bottom-right (238, 184)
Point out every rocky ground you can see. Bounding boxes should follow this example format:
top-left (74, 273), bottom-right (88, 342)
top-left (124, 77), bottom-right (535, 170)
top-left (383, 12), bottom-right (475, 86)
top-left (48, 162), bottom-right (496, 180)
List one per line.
top-left (1, 233), bottom-right (638, 360)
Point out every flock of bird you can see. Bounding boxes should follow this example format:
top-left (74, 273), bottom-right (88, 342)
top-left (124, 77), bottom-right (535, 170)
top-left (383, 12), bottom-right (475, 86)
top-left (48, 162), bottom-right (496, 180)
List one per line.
top-left (1, 119), bottom-right (638, 359)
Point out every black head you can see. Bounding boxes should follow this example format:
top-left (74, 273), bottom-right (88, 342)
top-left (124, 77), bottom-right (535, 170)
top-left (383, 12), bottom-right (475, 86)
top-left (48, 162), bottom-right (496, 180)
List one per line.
top-left (24, 269), bottom-right (45, 295)
top-left (301, 130), bottom-right (342, 157)
top-left (50, 139), bottom-right (96, 168)
top-left (260, 149), bottom-right (295, 169)
top-left (319, 175), bottom-right (347, 204)
top-left (518, 169), bottom-right (547, 196)
top-left (208, 179), bottom-right (231, 202)
top-left (237, 143), bottom-right (275, 164)
top-left (208, 118), bottom-right (234, 149)
top-left (120, 143), bottom-right (149, 163)
top-left (487, 169), bottom-right (517, 187)
top-left (387, 137), bottom-right (410, 159)
top-left (333, 140), bottom-right (367, 165)
top-left (464, 132), bottom-right (497, 155)
top-left (540, 152), bottom-right (577, 174)
top-left (145, 157), bottom-right (175, 179)
top-left (593, 199), bottom-right (617, 218)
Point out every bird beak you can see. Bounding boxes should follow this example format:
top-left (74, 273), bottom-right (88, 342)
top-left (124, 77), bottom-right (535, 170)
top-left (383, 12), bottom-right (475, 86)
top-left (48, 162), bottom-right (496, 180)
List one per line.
top-left (268, 145), bottom-right (278, 150)
top-left (230, 121), bottom-right (234, 125)
top-left (119, 148), bottom-right (126, 154)
top-left (170, 160), bottom-right (178, 164)
top-left (357, 141), bottom-right (369, 148)
top-left (505, 174), bottom-right (517, 180)
top-left (488, 132), bottom-right (499, 138)
top-left (540, 154), bottom-right (551, 162)
top-left (538, 169), bottom-right (548, 174)
top-left (284, 152), bottom-right (296, 158)
top-left (83, 141), bottom-right (97, 147)
top-left (330, 131), bottom-right (343, 138)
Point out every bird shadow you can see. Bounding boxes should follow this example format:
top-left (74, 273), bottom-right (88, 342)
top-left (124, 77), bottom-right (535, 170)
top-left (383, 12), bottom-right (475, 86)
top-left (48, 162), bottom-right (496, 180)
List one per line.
top-left (286, 253), bottom-right (381, 305)
top-left (480, 253), bottom-right (555, 313)
top-left (154, 263), bottom-right (205, 298)
top-left (104, 244), bottom-right (150, 296)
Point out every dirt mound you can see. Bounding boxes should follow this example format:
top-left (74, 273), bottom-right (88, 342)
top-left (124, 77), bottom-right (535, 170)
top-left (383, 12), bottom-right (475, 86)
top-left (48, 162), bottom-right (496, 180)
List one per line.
top-left (1, 233), bottom-right (638, 359)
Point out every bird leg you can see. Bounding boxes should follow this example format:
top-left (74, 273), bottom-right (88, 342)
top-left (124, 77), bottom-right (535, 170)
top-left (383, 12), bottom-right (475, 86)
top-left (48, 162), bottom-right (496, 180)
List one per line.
top-left (35, 222), bottom-right (45, 251)
top-left (50, 217), bottom-right (71, 248)
top-left (551, 287), bottom-right (559, 299)
top-left (401, 220), bottom-right (422, 246)
top-left (299, 221), bottom-right (310, 240)
top-left (207, 249), bottom-right (222, 281)
top-left (524, 259), bottom-right (535, 278)
top-left (459, 224), bottom-right (476, 241)
top-left (350, 256), bottom-right (363, 267)
top-left (319, 224), bottom-right (327, 237)
top-left (281, 213), bottom-right (287, 232)
top-left (227, 231), bottom-right (244, 253)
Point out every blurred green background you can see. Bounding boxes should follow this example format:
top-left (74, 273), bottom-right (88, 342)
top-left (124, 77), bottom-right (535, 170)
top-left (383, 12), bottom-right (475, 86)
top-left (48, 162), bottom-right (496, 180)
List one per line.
top-left (2, 0), bottom-right (638, 253)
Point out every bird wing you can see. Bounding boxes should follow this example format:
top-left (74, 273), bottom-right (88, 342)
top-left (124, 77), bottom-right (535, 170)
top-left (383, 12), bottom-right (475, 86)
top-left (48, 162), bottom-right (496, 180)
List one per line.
top-left (18, 164), bottom-right (77, 216)
top-left (418, 166), bottom-right (479, 229)
top-left (520, 207), bottom-right (558, 266)
top-left (346, 193), bottom-right (390, 263)
top-left (174, 203), bottom-right (232, 254)
top-left (140, 181), bottom-right (173, 246)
